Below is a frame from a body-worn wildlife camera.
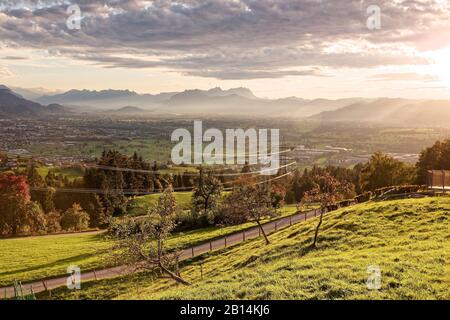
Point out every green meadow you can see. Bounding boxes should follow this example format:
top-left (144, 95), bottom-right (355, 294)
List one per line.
top-left (42, 197), bottom-right (450, 300)
top-left (0, 205), bottom-right (298, 287)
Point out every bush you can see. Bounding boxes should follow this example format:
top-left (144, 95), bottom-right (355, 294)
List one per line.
top-left (46, 211), bottom-right (62, 233)
top-left (21, 201), bottom-right (47, 235)
top-left (107, 216), bottom-right (146, 238)
top-left (61, 203), bottom-right (90, 231)
top-left (356, 191), bottom-right (372, 203)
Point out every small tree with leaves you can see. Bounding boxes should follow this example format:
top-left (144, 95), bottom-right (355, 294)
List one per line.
top-left (222, 179), bottom-right (277, 245)
top-left (301, 172), bottom-right (352, 248)
top-left (60, 203), bottom-right (90, 231)
top-left (110, 186), bottom-right (189, 285)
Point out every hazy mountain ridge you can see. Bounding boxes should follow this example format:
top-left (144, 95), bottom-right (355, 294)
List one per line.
top-left (311, 98), bottom-right (450, 126)
top-left (4, 85), bottom-right (450, 126)
top-left (34, 86), bottom-right (356, 117)
top-left (36, 89), bottom-right (177, 109)
top-left (0, 85), bottom-right (66, 118)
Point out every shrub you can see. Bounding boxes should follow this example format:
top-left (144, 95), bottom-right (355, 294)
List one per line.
top-left (214, 200), bottom-right (248, 226)
top-left (356, 191), bottom-right (372, 203)
top-left (46, 211), bottom-right (62, 233)
top-left (107, 216), bottom-right (146, 238)
top-left (61, 203), bottom-right (90, 231)
top-left (22, 201), bottom-right (47, 235)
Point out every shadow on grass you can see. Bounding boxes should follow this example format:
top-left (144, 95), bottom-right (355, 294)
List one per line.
top-left (0, 253), bottom-right (100, 278)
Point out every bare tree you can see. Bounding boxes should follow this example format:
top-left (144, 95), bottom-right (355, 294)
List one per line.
top-left (301, 172), bottom-right (352, 248)
top-left (110, 186), bottom-right (189, 285)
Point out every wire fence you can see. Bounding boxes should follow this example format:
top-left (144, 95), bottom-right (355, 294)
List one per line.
top-left (427, 170), bottom-right (450, 191)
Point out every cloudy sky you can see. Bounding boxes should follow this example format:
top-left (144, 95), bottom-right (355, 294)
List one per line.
top-left (1, 0), bottom-right (450, 99)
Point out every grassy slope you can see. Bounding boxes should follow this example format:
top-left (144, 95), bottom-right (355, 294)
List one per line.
top-left (45, 197), bottom-right (450, 300)
top-left (0, 206), bottom-right (298, 287)
top-left (0, 232), bottom-right (112, 287)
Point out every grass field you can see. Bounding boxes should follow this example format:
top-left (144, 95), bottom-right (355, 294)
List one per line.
top-left (38, 166), bottom-right (84, 181)
top-left (0, 232), bottom-right (112, 287)
top-left (0, 205), bottom-right (298, 287)
top-left (128, 192), bottom-right (193, 215)
top-left (42, 197), bottom-right (450, 300)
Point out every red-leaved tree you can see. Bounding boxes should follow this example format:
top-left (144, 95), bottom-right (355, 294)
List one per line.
top-left (0, 174), bottom-right (31, 235)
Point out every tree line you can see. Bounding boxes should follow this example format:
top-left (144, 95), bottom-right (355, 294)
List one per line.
top-left (2, 137), bottom-right (450, 237)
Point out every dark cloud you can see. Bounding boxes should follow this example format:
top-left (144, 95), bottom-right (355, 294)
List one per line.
top-left (0, 0), bottom-right (448, 79)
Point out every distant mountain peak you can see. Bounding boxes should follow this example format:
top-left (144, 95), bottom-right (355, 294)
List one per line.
top-left (0, 86), bottom-right (65, 118)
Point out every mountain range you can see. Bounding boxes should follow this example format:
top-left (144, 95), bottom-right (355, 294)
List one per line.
top-left (2, 84), bottom-right (450, 127)
top-left (33, 86), bottom-right (362, 117)
top-left (0, 85), bottom-right (65, 118)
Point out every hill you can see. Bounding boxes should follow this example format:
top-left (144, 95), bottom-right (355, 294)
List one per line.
top-left (47, 197), bottom-right (450, 300)
top-left (313, 98), bottom-right (450, 127)
top-left (0, 85), bottom-right (65, 118)
top-left (107, 106), bottom-right (148, 114)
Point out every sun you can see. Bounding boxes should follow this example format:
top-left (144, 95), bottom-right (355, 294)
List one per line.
top-left (427, 46), bottom-right (450, 87)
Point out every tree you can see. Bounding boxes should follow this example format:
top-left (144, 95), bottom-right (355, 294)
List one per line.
top-left (192, 168), bottom-right (223, 225)
top-left (361, 152), bottom-right (416, 192)
top-left (0, 174), bottom-right (30, 235)
top-left (301, 172), bottom-right (352, 248)
top-left (23, 202), bottom-right (47, 235)
top-left (0, 173), bottom-right (51, 235)
top-left (270, 183), bottom-right (286, 209)
top-left (61, 203), bottom-right (90, 231)
top-left (45, 211), bottom-right (62, 233)
top-left (34, 187), bottom-right (56, 214)
top-left (110, 186), bottom-right (189, 285)
top-left (416, 139), bottom-right (450, 183)
top-left (26, 164), bottom-right (44, 187)
top-left (87, 195), bottom-right (106, 228)
top-left (221, 180), bottom-right (277, 245)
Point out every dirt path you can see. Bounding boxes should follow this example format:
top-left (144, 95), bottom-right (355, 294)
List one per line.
top-left (1, 209), bottom-right (321, 299)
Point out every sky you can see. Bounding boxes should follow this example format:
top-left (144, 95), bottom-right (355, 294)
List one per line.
top-left (1, 0), bottom-right (450, 99)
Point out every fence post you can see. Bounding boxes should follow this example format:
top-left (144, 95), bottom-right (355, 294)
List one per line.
top-left (42, 280), bottom-right (48, 292)
top-left (443, 170), bottom-right (446, 194)
top-left (258, 228), bottom-right (261, 237)
top-left (429, 170), bottom-right (433, 191)
top-left (243, 231), bottom-right (246, 241)
top-left (93, 270), bottom-right (98, 281)
top-left (210, 241), bottom-right (213, 251)
top-left (290, 216), bottom-right (292, 226)
top-left (191, 247), bottom-right (195, 257)
top-left (224, 236), bottom-right (227, 248)
top-left (275, 222), bottom-right (278, 231)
